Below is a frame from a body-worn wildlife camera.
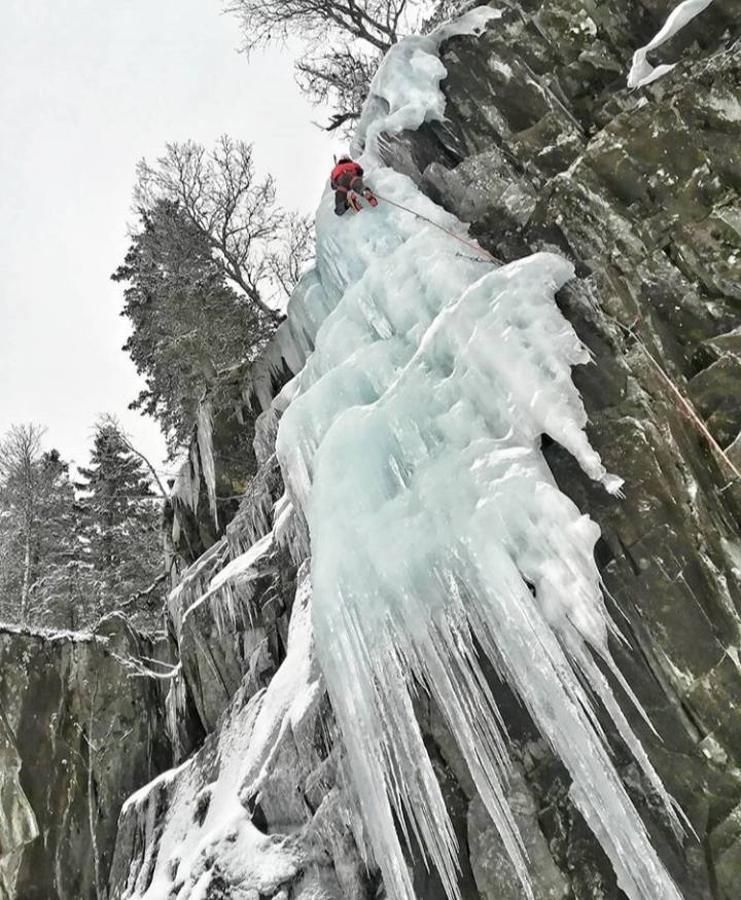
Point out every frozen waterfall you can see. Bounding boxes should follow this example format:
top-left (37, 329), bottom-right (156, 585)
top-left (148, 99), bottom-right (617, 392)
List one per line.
top-left (274, 7), bottom-right (685, 900)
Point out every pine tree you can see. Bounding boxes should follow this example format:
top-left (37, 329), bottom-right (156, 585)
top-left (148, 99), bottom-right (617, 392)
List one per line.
top-left (112, 199), bottom-right (274, 453)
top-left (76, 421), bottom-right (163, 608)
top-left (29, 449), bottom-right (90, 628)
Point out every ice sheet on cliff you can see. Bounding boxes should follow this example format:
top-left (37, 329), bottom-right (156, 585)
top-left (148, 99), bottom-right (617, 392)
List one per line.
top-left (273, 7), bottom-right (686, 900)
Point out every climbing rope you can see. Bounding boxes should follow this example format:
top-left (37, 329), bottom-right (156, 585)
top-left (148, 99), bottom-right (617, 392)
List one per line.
top-left (372, 193), bottom-right (739, 486)
top-left (612, 315), bottom-right (741, 485)
top-left (374, 192), bottom-right (502, 264)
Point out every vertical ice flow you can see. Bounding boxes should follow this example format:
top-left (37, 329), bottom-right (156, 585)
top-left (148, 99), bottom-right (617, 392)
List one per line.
top-left (276, 9), bottom-right (685, 900)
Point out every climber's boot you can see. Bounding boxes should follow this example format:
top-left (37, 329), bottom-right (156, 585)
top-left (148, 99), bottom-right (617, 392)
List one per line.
top-left (347, 191), bottom-right (363, 213)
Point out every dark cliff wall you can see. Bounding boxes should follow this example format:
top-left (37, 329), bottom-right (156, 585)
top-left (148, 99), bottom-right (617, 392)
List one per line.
top-left (0, 617), bottom-right (171, 899)
top-left (381, 1), bottom-right (740, 896)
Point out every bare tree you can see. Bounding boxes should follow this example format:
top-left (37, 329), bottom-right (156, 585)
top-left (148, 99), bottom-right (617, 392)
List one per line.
top-left (225, 0), bottom-right (422, 128)
top-left (0, 424), bottom-right (45, 621)
top-left (267, 214), bottom-right (315, 298)
top-left (0, 425), bottom-right (96, 629)
top-left (296, 50), bottom-right (380, 131)
top-left (135, 137), bottom-right (285, 322)
top-left (225, 0), bottom-right (413, 53)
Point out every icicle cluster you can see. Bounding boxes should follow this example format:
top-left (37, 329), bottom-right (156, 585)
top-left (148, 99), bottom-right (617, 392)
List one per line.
top-left (273, 8), bottom-right (685, 900)
top-left (196, 400), bottom-right (219, 529)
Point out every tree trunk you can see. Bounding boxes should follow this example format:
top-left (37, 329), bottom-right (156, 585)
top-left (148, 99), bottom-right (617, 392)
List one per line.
top-left (20, 525), bottom-right (32, 623)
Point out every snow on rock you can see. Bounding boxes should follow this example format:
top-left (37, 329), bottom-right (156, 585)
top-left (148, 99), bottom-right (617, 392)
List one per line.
top-left (273, 9), bottom-right (684, 900)
top-left (167, 538), bottom-right (229, 640)
top-left (187, 531), bottom-right (275, 636)
top-left (117, 563), bottom-right (321, 899)
top-left (627, 0), bottom-right (715, 88)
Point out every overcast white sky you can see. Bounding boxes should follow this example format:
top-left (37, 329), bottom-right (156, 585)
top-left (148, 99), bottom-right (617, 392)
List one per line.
top-left (0, 0), bottom-right (335, 476)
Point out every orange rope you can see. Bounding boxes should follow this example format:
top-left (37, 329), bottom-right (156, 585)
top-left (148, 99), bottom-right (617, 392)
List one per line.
top-left (374, 192), bottom-right (738, 484)
top-left (639, 344), bottom-right (741, 482)
top-left (614, 317), bottom-right (741, 483)
top-left (374, 192), bottom-right (502, 264)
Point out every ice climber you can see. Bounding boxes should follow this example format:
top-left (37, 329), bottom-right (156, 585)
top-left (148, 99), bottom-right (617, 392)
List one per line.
top-left (330, 156), bottom-right (378, 215)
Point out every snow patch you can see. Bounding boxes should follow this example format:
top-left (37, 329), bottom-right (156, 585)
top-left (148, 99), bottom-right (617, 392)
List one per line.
top-left (119, 564), bottom-right (320, 899)
top-left (121, 758), bottom-right (194, 816)
top-left (627, 0), bottom-right (715, 88)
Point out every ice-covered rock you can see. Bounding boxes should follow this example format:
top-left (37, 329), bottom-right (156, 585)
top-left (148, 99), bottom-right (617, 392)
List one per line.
top-left (273, 11), bottom-right (683, 900)
top-left (104, 3), bottom-right (741, 899)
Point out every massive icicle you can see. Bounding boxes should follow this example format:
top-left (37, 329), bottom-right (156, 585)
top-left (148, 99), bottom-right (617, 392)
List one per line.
top-left (275, 8), bottom-right (685, 900)
top-left (196, 400), bottom-right (219, 529)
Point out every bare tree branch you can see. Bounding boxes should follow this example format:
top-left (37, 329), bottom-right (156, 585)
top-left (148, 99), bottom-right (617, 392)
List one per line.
top-left (135, 137), bottom-right (284, 322)
top-left (224, 1), bottom-right (426, 127)
top-left (267, 214), bottom-right (315, 299)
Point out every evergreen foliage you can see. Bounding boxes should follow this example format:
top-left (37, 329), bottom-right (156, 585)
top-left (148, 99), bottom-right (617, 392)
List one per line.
top-left (113, 200), bottom-right (273, 453)
top-left (75, 420), bottom-right (163, 605)
top-left (0, 421), bottom-right (165, 631)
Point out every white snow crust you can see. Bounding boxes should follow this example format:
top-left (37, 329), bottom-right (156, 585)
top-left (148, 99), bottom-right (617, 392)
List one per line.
top-left (272, 8), bottom-right (685, 900)
top-left (627, 0), bottom-right (715, 88)
top-left (120, 564), bottom-right (320, 899)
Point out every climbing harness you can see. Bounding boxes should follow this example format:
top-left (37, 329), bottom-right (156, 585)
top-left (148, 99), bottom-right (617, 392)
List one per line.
top-left (372, 192), bottom-right (502, 265)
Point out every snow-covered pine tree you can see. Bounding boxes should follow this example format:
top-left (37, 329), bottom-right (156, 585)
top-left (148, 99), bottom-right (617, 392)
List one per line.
top-left (113, 197), bottom-right (274, 454)
top-left (27, 448), bottom-right (92, 629)
top-left (76, 420), bottom-right (164, 615)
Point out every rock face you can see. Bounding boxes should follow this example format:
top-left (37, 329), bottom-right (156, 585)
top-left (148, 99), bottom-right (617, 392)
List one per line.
top-left (109, 475), bottom-right (376, 898)
top-left (14, 2), bottom-right (736, 899)
top-left (0, 616), bottom-right (171, 899)
top-left (384, 1), bottom-right (740, 897)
